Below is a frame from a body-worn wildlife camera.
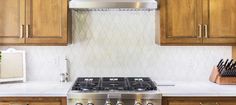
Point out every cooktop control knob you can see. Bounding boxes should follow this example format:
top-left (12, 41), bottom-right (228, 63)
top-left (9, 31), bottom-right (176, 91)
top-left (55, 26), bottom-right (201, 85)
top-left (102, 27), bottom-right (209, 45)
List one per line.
top-left (75, 103), bottom-right (83, 105)
top-left (87, 103), bottom-right (94, 105)
top-left (146, 103), bottom-right (153, 105)
top-left (135, 102), bottom-right (142, 105)
top-left (116, 101), bottom-right (123, 105)
top-left (135, 100), bottom-right (142, 105)
top-left (105, 100), bottom-right (112, 105)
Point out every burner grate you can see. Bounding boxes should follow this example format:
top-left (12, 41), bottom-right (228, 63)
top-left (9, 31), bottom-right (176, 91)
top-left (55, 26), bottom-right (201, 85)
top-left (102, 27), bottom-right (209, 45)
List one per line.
top-left (72, 77), bottom-right (157, 92)
top-left (101, 77), bottom-right (129, 91)
top-left (127, 77), bottom-right (157, 91)
top-left (72, 77), bottom-right (101, 91)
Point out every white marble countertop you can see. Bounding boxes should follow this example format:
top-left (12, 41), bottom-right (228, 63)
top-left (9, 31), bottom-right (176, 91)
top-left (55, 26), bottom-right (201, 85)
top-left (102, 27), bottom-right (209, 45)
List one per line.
top-left (0, 81), bottom-right (72, 97)
top-left (156, 81), bottom-right (236, 97)
top-left (0, 80), bottom-right (236, 97)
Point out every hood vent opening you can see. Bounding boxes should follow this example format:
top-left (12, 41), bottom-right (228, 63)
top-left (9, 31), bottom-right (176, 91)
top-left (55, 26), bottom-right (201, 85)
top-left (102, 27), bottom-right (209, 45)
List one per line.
top-left (69, 0), bottom-right (159, 11)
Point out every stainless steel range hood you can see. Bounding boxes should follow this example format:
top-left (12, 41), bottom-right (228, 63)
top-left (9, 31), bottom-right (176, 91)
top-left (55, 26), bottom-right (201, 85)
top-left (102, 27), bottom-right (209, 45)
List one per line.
top-left (69, 0), bottom-right (158, 10)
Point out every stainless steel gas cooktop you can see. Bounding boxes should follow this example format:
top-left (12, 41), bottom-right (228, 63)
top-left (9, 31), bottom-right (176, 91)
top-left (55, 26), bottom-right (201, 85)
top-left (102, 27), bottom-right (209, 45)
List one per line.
top-left (68, 77), bottom-right (161, 105)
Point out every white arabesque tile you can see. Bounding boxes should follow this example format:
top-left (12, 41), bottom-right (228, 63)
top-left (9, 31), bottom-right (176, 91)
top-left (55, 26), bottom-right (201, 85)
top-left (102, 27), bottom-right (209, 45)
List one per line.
top-left (0, 10), bottom-right (231, 82)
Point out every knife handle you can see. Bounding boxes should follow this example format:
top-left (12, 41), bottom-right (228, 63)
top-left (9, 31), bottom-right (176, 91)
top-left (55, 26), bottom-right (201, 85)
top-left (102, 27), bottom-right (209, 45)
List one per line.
top-left (224, 59), bottom-right (229, 66)
top-left (217, 59), bottom-right (223, 68)
top-left (226, 59), bottom-right (233, 70)
top-left (230, 61), bottom-right (236, 70)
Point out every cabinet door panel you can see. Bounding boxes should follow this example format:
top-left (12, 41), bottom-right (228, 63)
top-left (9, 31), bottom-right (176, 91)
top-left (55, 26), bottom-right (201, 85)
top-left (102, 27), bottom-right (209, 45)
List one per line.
top-left (169, 101), bottom-right (236, 105)
top-left (160, 0), bottom-right (203, 45)
top-left (0, 102), bottom-right (9, 105)
top-left (0, 0), bottom-right (25, 44)
top-left (203, 0), bottom-right (236, 44)
top-left (0, 102), bottom-right (28, 105)
top-left (26, 0), bottom-right (68, 45)
top-left (30, 102), bottom-right (61, 105)
top-left (219, 102), bottom-right (236, 105)
top-left (168, 101), bottom-right (200, 105)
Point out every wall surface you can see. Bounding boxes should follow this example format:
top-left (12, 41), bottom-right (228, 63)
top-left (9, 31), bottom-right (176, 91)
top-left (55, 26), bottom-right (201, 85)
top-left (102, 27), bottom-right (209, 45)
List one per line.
top-left (0, 11), bottom-right (231, 82)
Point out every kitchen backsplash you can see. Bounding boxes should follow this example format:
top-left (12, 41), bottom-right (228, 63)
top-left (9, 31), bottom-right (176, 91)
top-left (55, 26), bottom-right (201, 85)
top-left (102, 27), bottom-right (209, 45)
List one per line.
top-left (0, 11), bottom-right (231, 82)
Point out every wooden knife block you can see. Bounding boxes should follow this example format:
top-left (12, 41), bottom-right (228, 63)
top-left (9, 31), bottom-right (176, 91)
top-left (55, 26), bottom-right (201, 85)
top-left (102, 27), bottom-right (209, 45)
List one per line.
top-left (209, 66), bottom-right (236, 85)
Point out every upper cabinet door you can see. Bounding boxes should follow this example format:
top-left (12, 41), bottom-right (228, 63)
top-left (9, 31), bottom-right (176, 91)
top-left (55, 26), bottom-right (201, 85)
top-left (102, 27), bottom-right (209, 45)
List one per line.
top-left (0, 0), bottom-right (25, 44)
top-left (203, 0), bottom-right (236, 45)
top-left (160, 0), bottom-right (203, 45)
top-left (25, 0), bottom-right (68, 45)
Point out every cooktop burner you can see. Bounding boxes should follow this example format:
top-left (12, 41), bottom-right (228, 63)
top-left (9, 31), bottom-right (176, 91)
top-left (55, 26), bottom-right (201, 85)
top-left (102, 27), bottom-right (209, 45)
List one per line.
top-left (127, 77), bottom-right (157, 91)
top-left (101, 77), bottom-right (129, 90)
top-left (72, 77), bottom-right (101, 91)
top-left (71, 77), bottom-right (157, 92)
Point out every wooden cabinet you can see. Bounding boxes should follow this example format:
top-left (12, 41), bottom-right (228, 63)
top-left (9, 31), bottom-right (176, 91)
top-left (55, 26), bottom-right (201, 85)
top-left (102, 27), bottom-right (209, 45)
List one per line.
top-left (0, 97), bottom-right (66, 105)
top-left (159, 0), bottom-right (236, 45)
top-left (0, 0), bottom-right (68, 45)
top-left (0, 102), bottom-right (11, 105)
top-left (0, 0), bottom-right (25, 44)
top-left (25, 0), bottom-right (68, 45)
top-left (0, 102), bottom-right (61, 105)
top-left (163, 97), bottom-right (236, 105)
top-left (203, 0), bottom-right (236, 44)
top-left (0, 102), bottom-right (29, 105)
top-left (30, 102), bottom-right (61, 105)
top-left (159, 0), bottom-right (203, 45)
top-left (168, 101), bottom-right (199, 105)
